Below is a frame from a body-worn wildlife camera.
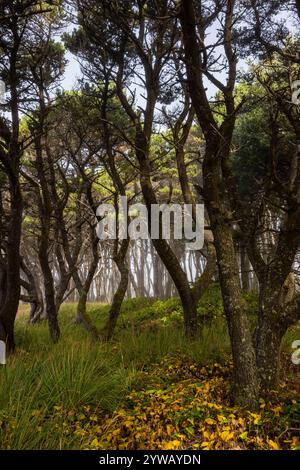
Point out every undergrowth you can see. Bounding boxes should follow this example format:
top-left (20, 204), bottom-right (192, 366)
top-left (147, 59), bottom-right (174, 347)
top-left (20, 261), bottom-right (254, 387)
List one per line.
top-left (0, 287), bottom-right (299, 450)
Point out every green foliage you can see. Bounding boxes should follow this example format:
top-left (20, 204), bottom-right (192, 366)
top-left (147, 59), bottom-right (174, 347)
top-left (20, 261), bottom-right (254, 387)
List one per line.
top-left (232, 105), bottom-right (269, 200)
top-left (0, 294), bottom-right (230, 449)
top-left (197, 283), bottom-right (225, 318)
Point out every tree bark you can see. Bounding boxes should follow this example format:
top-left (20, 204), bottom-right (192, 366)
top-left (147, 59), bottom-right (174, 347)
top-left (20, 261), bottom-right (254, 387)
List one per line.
top-left (180, 0), bottom-right (259, 407)
top-left (206, 186), bottom-right (259, 407)
top-left (103, 239), bottom-right (130, 340)
top-left (35, 134), bottom-right (60, 343)
top-left (76, 291), bottom-right (99, 340)
top-left (0, 181), bottom-right (23, 351)
top-left (38, 240), bottom-right (60, 342)
top-left (256, 313), bottom-right (282, 390)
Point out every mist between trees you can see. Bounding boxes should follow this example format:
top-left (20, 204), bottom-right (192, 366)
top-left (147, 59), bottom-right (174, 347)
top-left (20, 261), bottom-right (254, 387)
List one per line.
top-left (0, 0), bottom-right (300, 412)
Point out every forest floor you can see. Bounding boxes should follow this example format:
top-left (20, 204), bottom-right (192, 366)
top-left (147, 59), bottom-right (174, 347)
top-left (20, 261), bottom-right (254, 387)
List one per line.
top-left (0, 286), bottom-right (300, 450)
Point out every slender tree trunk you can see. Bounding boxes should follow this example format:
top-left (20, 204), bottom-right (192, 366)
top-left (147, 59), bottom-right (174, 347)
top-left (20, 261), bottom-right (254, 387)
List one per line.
top-left (103, 239), bottom-right (129, 340)
top-left (69, 248), bottom-right (99, 338)
top-left (255, 208), bottom-right (300, 391)
top-left (76, 291), bottom-right (98, 340)
top-left (39, 243), bottom-right (60, 343)
top-left (20, 259), bottom-right (44, 324)
top-left (136, 138), bottom-right (199, 337)
top-left (0, 182), bottom-right (23, 351)
top-left (29, 300), bottom-right (43, 324)
top-left (34, 129), bottom-right (60, 343)
top-left (0, 263), bottom-right (7, 311)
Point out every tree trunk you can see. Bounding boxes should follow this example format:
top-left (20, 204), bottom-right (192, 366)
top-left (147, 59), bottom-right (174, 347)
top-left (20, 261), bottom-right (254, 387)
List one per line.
top-left (213, 220), bottom-right (259, 407)
top-left (202, 146), bottom-right (259, 408)
top-left (29, 280), bottom-right (44, 324)
top-left (39, 241), bottom-right (60, 343)
top-left (20, 259), bottom-right (44, 324)
top-left (136, 135), bottom-right (199, 337)
top-left (76, 291), bottom-right (98, 340)
top-left (35, 131), bottom-right (60, 343)
top-left (0, 182), bottom-right (23, 351)
top-left (255, 283), bottom-right (287, 391)
top-left (103, 266), bottom-right (129, 340)
top-left (0, 263), bottom-right (7, 311)
top-left (103, 239), bottom-right (129, 340)
top-left (256, 315), bottom-right (282, 391)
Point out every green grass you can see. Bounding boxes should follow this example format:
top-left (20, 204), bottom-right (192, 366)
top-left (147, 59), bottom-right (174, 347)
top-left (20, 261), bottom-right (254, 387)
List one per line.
top-left (0, 289), bottom-right (298, 449)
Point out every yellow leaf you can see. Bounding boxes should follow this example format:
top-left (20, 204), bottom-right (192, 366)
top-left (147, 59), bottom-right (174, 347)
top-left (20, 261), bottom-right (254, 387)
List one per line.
top-left (201, 441), bottom-right (213, 450)
top-left (220, 430), bottom-right (235, 442)
top-left (250, 413), bottom-right (261, 425)
top-left (272, 406), bottom-right (282, 416)
top-left (205, 418), bottom-right (216, 425)
top-left (124, 420), bottom-right (134, 428)
top-left (217, 415), bottom-right (227, 423)
top-left (291, 436), bottom-right (299, 449)
top-left (166, 425), bottom-right (173, 436)
top-left (268, 440), bottom-right (280, 450)
top-left (91, 438), bottom-right (99, 447)
top-left (163, 440), bottom-right (181, 450)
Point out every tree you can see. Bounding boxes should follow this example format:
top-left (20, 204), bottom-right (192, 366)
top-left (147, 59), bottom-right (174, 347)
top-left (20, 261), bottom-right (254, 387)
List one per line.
top-left (179, 0), bottom-right (259, 407)
top-left (0, 0), bottom-right (61, 350)
top-left (180, 0), bottom-right (300, 406)
top-left (234, 56), bottom-right (300, 390)
top-left (70, 0), bottom-right (215, 338)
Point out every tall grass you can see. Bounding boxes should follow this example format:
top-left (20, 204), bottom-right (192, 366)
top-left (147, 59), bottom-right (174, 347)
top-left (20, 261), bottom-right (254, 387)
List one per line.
top-left (0, 295), bottom-right (231, 449)
top-left (2, 291), bottom-right (298, 449)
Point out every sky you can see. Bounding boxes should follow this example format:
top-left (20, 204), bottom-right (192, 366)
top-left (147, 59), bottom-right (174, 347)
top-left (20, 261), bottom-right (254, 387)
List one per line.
top-left (61, 51), bottom-right (82, 90)
top-left (56, 8), bottom-right (296, 101)
top-left (59, 21), bottom-right (226, 100)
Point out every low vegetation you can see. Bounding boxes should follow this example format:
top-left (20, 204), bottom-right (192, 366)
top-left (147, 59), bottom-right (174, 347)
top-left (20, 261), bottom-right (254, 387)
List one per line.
top-left (1, 290), bottom-right (299, 450)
